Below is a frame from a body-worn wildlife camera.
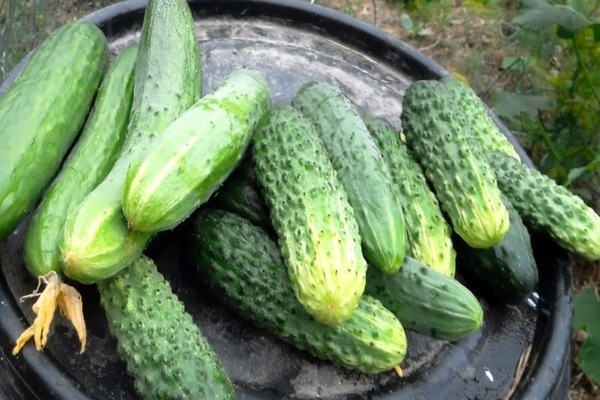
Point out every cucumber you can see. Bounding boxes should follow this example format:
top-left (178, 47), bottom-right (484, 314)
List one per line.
top-left (440, 77), bottom-right (521, 160)
top-left (251, 105), bottom-right (367, 326)
top-left (97, 255), bottom-right (235, 400)
top-left (23, 44), bottom-right (137, 277)
top-left (292, 81), bottom-right (407, 274)
top-left (60, 0), bottom-right (201, 284)
top-left (0, 22), bottom-right (108, 241)
top-left (122, 69), bottom-right (271, 232)
top-left (455, 196), bottom-right (539, 303)
top-left (186, 208), bottom-right (407, 374)
top-left (207, 158), bottom-right (272, 229)
top-left (363, 116), bottom-right (456, 278)
top-left (488, 151), bottom-right (600, 261)
top-left (365, 257), bottom-right (483, 341)
top-left (400, 79), bottom-right (510, 249)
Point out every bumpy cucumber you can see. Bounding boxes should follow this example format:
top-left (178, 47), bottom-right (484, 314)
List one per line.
top-left (488, 151), bottom-right (600, 261)
top-left (441, 77), bottom-right (521, 160)
top-left (0, 22), bottom-right (108, 241)
top-left (97, 255), bottom-right (235, 400)
top-left (23, 44), bottom-right (137, 277)
top-left (292, 81), bottom-right (407, 274)
top-left (363, 116), bottom-right (456, 278)
top-left (207, 158), bottom-right (272, 229)
top-left (122, 69), bottom-right (270, 232)
top-left (186, 209), bottom-right (407, 374)
top-left (251, 105), bottom-right (367, 326)
top-left (401, 79), bottom-right (510, 249)
top-left (60, 0), bottom-right (201, 284)
top-left (455, 196), bottom-right (538, 303)
top-left (365, 257), bottom-right (483, 341)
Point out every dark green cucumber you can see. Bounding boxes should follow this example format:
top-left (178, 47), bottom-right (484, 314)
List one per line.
top-left (208, 158), bottom-right (272, 229)
top-left (122, 69), bottom-right (271, 232)
top-left (251, 105), bottom-right (367, 326)
top-left (97, 255), bottom-right (235, 400)
top-left (186, 208), bottom-right (407, 374)
top-left (0, 22), bottom-right (108, 241)
top-left (455, 196), bottom-right (538, 303)
top-left (365, 257), bottom-right (484, 341)
top-left (292, 81), bottom-right (407, 274)
top-left (488, 151), bottom-right (600, 261)
top-left (440, 77), bottom-right (521, 160)
top-left (363, 116), bottom-right (456, 278)
top-left (23, 44), bottom-right (137, 277)
top-left (401, 79), bottom-right (510, 249)
top-left (60, 0), bottom-right (201, 284)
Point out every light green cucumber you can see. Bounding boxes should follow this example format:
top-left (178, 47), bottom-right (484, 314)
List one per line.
top-left (363, 116), bottom-right (456, 277)
top-left (488, 151), bottom-right (600, 261)
top-left (98, 255), bottom-right (235, 400)
top-left (122, 69), bottom-right (270, 232)
top-left (60, 0), bottom-right (201, 284)
top-left (400, 79), bottom-right (510, 249)
top-left (251, 105), bottom-right (367, 326)
top-left (0, 22), bottom-right (108, 241)
top-left (187, 208), bottom-right (407, 374)
top-left (23, 44), bottom-right (137, 277)
top-left (292, 81), bottom-right (407, 274)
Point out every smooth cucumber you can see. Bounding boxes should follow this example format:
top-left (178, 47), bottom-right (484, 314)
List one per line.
top-left (292, 81), bottom-right (407, 274)
top-left (23, 44), bottom-right (137, 277)
top-left (0, 22), bottom-right (108, 241)
top-left (364, 116), bottom-right (456, 278)
top-left (122, 69), bottom-right (271, 232)
top-left (60, 0), bottom-right (201, 284)
top-left (488, 151), bottom-right (600, 261)
top-left (455, 196), bottom-right (539, 303)
top-left (186, 208), bottom-right (407, 374)
top-left (97, 255), bottom-right (235, 400)
top-left (400, 79), bottom-right (510, 249)
top-left (365, 257), bottom-right (484, 341)
top-left (251, 105), bottom-right (367, 326)
top-left (440, 77), bottom-right (521, 160)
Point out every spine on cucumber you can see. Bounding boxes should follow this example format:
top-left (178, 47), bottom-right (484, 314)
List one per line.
top-left (440, 77), bottom-right (521, 161)
top-left (23, 44), bottom-right (138, 277)
top-left (122, 69), bottom-right (271, 232)
top-left (60, 0), bottom-right (202, 284)
top-left (251, 105), bottom-right (367, 326)
top-left (97, 255), bottom-right (236, 400)
top-left (365, 257), bottom-right (484, 342)
top-left (186, 208), bottom-right (407, 374)
top-left (400, 79), bottom-right (510, 249)
top-left (292, 81), bottom-right (407, 274)
top-left (0, 22), bottom-right (108, 241)
top-left (487, 151), bottom-right (600, 261)
top-left (363, 116), bottom-right (456, 278)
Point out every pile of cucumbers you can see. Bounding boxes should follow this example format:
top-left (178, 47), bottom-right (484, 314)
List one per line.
top-left (1, 0), bottom-right (599, 398)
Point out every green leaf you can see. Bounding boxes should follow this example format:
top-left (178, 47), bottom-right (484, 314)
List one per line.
top-left (501, 56), bottom-right (531, 70)
top-left (513, 0), bottom-right (592, 36)
top-left (573, 287), bottom-right (600, 386)
top-left (490, 90), bottom-right (553, 119)
top-left (592, 23), bottom-right (600, 42)
top-left (565, 154), bottom-right (600, 185)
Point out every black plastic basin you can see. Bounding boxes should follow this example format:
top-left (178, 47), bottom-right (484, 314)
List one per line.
top-left (0, 1), bottom-right (572, 399)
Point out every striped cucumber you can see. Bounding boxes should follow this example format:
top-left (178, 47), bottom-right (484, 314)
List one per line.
top-left (23, 44), bottom-right (137, 277)
top-left (251, 105), bottom-right (367, 326)
top-left (186, 208), bottom-right (407, 374)
top-left (292, 81), bottom-right (407, 274)
top-left (60, 0), bottom-right (201, 284)
top-left (488, 151), bottom-right (600, 261)
top-left (0, 22), bottom-right (108, 241)
top-left (363, 116), bottom-right (456, 278)
top-left (98, 255), bottom-right (235, 399)
top-left (401, 79), bottom-right (510, 249)
top-left (122, 69), bottom-right (271, 232)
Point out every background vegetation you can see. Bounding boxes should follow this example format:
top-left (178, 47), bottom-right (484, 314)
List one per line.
top-left (1, 0), bottom-right (598, 398)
